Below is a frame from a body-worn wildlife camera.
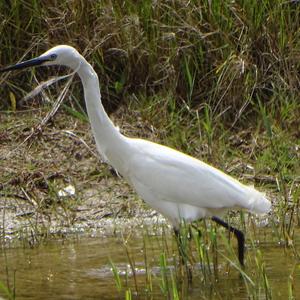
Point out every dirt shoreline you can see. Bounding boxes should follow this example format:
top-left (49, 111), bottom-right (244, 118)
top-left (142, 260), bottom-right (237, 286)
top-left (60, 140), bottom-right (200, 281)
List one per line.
top-left (1, 110), bottom-right (167, 242)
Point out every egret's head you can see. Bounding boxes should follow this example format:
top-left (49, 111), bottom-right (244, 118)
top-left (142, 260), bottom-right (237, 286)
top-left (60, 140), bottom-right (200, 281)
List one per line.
top-left (0, 45), bottom-right (81, 73)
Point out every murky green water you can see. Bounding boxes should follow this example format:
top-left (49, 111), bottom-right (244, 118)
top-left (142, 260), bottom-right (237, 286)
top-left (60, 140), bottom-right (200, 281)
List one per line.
top-left (0, 228), bottom-right (299, 299)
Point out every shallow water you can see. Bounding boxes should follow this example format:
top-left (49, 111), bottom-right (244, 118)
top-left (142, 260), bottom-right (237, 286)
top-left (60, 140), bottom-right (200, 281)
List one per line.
top-left (0, 227), bottom-right (299, 299)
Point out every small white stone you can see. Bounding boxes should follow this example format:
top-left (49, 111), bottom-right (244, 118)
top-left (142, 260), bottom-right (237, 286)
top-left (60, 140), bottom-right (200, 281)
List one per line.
top-left (58, 185), bottom-right (75, 197)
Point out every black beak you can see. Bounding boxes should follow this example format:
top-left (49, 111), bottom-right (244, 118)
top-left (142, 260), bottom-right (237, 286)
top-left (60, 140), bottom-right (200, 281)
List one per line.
top-left (0, 56), bottom-right (50, 73)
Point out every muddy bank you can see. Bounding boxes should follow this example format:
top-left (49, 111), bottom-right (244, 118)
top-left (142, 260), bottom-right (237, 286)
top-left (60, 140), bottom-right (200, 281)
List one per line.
top-left (0, 110), bottom-right (167, 242)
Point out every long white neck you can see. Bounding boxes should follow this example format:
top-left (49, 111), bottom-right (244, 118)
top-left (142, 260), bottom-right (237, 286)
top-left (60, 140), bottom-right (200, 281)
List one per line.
top-left (76, 57), bottom-right (129, 175)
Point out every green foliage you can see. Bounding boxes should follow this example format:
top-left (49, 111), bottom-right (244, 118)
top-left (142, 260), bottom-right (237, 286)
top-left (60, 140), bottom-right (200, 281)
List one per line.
top-left (110, 259), bottom-right (122, 293)
top-left (0, 280), bottom-right (15, 300)
top-left (159, 252), bottom-right (169, 296)
top-left (0, 0), bottom-right (299, 126)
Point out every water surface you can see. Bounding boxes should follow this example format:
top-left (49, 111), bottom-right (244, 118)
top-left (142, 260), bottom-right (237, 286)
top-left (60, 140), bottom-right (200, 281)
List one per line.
top-left (0, 228), bottom-right (299, 299)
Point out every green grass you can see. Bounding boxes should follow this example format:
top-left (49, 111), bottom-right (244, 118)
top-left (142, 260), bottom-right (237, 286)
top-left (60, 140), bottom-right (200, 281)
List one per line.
top-left (0, 1), bottom-right (299, 124)
top-left (106, 219), bottom-right (299, 299)
top-left (0, 279), bottom-right (15, 300)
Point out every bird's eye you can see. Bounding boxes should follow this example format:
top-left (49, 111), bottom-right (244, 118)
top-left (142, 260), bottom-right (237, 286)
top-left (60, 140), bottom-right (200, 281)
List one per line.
top-left (50, 54), bottom-right (57, 60)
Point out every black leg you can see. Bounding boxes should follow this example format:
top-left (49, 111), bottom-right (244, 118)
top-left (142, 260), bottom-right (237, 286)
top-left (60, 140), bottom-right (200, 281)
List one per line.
top-left (211, 216), bottom-right (245, 266)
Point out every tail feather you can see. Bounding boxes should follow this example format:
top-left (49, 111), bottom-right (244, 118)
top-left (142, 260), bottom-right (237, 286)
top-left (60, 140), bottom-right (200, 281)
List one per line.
top-left (247, 187), bottom-right (271, 214)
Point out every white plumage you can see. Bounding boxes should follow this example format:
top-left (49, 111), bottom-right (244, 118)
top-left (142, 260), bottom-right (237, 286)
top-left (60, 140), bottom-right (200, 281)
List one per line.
top-left (125, 139), bottom-right (270, 225)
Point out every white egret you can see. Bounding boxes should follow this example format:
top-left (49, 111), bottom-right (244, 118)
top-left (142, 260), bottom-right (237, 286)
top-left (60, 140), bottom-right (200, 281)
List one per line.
top-left (1, 45), bottom-right (271, 266)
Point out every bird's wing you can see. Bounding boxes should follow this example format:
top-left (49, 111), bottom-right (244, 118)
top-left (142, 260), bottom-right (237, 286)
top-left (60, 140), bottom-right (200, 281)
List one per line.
top-left (127, 139), bottom-right (253, 210)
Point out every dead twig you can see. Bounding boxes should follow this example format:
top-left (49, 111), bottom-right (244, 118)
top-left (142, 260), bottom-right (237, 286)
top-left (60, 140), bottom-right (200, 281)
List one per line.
top-left (4, 70), bottom-right (76, 159)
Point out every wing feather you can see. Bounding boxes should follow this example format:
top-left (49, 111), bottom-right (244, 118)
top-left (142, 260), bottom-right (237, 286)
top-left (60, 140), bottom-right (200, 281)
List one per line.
top-left (127, 138), bottom-right (253, 210)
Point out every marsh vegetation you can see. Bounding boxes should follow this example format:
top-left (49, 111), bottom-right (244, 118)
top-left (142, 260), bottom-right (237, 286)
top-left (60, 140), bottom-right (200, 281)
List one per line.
top-left (0, 1), bottom-right (299, 299)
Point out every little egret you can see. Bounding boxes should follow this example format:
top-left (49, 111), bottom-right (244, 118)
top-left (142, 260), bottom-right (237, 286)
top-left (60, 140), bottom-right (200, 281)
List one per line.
top-left (1, 45), bottom-right (271, 266)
